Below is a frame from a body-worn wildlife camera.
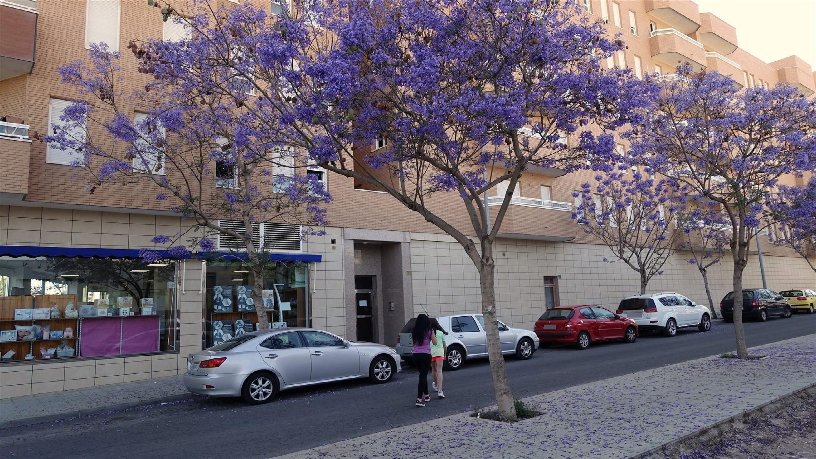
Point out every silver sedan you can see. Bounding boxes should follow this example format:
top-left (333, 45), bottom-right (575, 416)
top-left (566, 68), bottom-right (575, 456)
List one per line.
top-left (184, 328), bottom-right (401, 404)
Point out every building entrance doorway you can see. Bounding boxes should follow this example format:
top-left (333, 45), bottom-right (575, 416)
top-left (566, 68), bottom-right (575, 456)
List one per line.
top-left (355, 276), bottom-right (375, 342)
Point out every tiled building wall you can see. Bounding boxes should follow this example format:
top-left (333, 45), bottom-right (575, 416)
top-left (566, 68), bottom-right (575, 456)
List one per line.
top-left (410, 233), bottom-right (816, 329)
top-left (305, 227), bottom-right (346, 337)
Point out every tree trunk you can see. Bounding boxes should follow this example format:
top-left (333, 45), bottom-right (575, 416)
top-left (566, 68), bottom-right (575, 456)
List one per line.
top-left (700, 267), bottom-right (717, 319)
top-left (732, 246), bottom-right (749, 359)
top-left (478, 243), bottom-right (517, 421)
top-left (252, 266), bottom-right (270, 331)
top-left (639, 269), bottom-right (648, 295)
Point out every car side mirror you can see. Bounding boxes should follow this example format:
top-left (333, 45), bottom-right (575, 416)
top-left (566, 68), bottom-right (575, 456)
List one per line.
top-left (498, 325), bottom-right (508, 331)
top-left (342, 340), bottom-right (350, 348)
top-left (776, 296), bottom-right (784, 301)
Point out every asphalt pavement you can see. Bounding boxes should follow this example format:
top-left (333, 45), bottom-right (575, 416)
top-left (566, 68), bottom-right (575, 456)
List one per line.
top-left (1, 314), bottom-right (814, 458)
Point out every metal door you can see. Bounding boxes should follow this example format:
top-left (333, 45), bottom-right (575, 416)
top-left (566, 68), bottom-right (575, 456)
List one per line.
top-left (256, 331), bottom-right (311, 387)
top-left (355, 276), bottom-right (375, 342)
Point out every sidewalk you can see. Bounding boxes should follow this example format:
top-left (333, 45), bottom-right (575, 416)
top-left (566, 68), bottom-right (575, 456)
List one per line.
top-left (278, 334), bottom-right (816, 459)
top-left (0, 374), bottom-right (189, 426)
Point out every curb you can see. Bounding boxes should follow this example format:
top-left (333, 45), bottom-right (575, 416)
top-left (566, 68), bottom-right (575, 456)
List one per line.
top-left (631, 381), bottom-right (816, 458)
top-left (0, 392), bottom-right (196, 430)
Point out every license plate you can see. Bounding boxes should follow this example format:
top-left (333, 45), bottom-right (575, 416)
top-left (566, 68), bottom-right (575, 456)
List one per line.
top-left (542, 324), bottom-right (556, 330)
top-left (626, 312), bottom-right (642, 318)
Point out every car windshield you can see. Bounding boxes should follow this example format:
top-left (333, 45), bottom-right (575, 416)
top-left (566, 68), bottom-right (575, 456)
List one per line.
top-left (618, 298), bottom-right (654, 310)
top-left (207, 334), bottom-right (256, 351)
top-left (539, 309), bottom-right (573, 320)
top-left (723, 291), bottom-right (754, 300)
top-left (780, 290), bottom-right (803, 297)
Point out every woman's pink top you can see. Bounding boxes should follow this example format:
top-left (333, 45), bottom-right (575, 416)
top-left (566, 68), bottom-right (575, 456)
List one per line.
top-left (412, 330), bottom-right (432, 354)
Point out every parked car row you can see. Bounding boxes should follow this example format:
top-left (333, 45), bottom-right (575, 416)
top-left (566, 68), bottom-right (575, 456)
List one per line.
top-left (182, 286), bottom-right (813, 404)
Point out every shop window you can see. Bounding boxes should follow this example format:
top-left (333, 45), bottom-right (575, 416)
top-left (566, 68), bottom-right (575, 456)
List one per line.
top-left (205, 261), bottom-right (310, 347)
top-left (0, 257), bottom-right (177, 363)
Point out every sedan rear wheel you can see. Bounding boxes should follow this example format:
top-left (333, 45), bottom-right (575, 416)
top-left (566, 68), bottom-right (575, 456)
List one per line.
top-left (698, 314), bottom-right (711, 332)
top-left (664, 318), bottom-right (677, 337)
top-left (783, 307), bottom-right (793, 319)
top-left (241, 371), bottom-right (277, 405)
top-left (369, 355), bottom-right (395, 383)
top-left (759, 310), bottom-right (768, 322)
top-left (624, 326), bottom-right (637, 343)
top-left (576, 332), bottom-right (590, 350)
top-left (516, 338), bottom-right (535, 360)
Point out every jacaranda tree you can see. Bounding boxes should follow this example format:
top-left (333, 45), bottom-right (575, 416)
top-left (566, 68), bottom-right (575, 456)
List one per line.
top-left (573, 170), bottom-right (684, 294)
top-left (676, 204), bottom-right (730, 318)
top-left (629, 67), bottom-right (816, 358)
top-left (290, 0), bottom-right (652, 418)
top-left (48, 5), bottom-right (330, 331)
top-left (771, 178), bottom-right (816, 274)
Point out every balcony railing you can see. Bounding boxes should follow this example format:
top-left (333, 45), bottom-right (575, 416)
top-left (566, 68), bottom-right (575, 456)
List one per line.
top-left (487, 195), bottom-right (572, 212)
top-left (0, 120), bottom-right (29, 139)
top-left (705, 52), bottom-right (741, 69)
top-left (650, 28), bottom-right (703, 49)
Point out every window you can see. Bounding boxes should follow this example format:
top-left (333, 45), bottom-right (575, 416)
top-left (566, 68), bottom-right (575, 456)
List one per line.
top-left (47, 98), bottom-right (86, 166)
top-left (85, 0), bottom-right (121, 51)
top-left (633, 55), bottom-right (643, 79)
top-left (496, 180), bottom-right (521, 199)
top-left (540, 185), bottom-right (552, 202)
top-left (649, 21), bottom-right (656, 33)
top-left (600, 0), bottom-right (609, 22)
top-left (306, 160), bottom-right (327, 192)
top-left (628, 10), bottom-right (637, 35)
top-left (743, 71), bottom-right (749, 87)
top-left (616, 50), bottom-right (626, 69)
top-left (163, 16), bottom-right (192, 42)
top-left (579, 308), bottom-right (595, 319)
top-left (451, 316), bottom-right (480, 333)
top-left (270, 0), bottom-right (290, 16)
top-left (215, 161), bottom-right (237, 188)
top-left (374, 135), bottom-right (388, 150)
top-left (261, 331), bottom-right (302, 349)
top-left (272, 147), bottom-right (295, 193)
top-left (132, 112), bottom-right (166, 175)
top-left (660, 296), bottom-right (680, 306)
top-left (582, 0), bottom-right (591, 13)
top-left (544, 276), bottom-right (559, 309)
top-left (539, 309), bottom-right (572, 320)
top-left (654, 64), bottom-right (662, 75)
top-left (611, 2), bottom-right (621, 27)
top-left (300, 331), bottom-right (344, 347)
top-left (749, 74), bottom-right (755, 88)
top-left (606, 55), bottom-right (615, 69)
top-left (592, 307), bottom-right (616, 319)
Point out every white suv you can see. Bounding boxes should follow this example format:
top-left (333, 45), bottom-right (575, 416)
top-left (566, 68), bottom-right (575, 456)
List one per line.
top-left (616, 292), bottom-right (712, 336)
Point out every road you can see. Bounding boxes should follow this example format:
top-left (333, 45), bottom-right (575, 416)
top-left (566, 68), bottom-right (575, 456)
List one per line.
top-left (1, 314), bottom-right (815, 459)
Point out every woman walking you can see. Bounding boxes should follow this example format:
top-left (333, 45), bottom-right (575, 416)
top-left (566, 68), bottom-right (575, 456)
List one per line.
top-left (430, 318), bottom-right (448, 399)
top-left (411, 314), bottom-right (437, 407)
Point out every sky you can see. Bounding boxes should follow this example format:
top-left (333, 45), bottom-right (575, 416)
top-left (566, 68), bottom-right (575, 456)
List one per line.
top-left (693, 0), bottom-right (816, 68)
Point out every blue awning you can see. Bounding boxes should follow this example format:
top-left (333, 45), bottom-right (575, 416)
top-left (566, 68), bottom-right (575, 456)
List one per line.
top-left (0, 245), bottom-right (322, 263)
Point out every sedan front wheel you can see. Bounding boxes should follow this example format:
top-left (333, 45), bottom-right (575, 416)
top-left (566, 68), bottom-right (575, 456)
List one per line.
top-left (369, 355), bottom-right (395, 383)
top-left (624, 326), bottom-right (637, 343)
top-left (698, 314), bottom-right (711, 332)
top-left (516, 338), bottom-right (535, 360)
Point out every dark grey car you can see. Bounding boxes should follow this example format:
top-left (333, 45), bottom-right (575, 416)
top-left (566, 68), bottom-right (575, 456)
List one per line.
top-left (720, 289), bottom-right (792, 322)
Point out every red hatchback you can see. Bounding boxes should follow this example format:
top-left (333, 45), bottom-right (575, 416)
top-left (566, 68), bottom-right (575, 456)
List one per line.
top-left (534, 305), bottom-right (639, 350)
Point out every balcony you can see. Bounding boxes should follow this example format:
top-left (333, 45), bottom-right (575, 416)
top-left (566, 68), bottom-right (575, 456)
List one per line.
top-left (705, 51), bottom-right (743, 86)
top-left (649, 28), bottom-right (706, 72)
top-left (488, 196), bottom-right (577, 242)
top-left (644, 0), bottom-right (701, 35)
top-left (0, 120), bottom-right (31, 200)
top-left (0, 0), bottom-right (37, 81)
top-left (771, 55), bottom-right (815, 96)
top-left (698, 13), bottom-right (738, 55)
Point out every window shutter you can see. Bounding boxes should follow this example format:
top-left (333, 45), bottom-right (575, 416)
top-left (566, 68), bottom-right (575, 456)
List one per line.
top-left (47, 98), bottom-right (86, 166)
top-left (132, 112), bottom-right (166, 175)
top-left (85, 0), bottom-right (121, 51)
top-left (217, 220), bottom-right (261, 250)
top-left (163, 17), bottom-right (191, 42)
top-left (262, 223), bottom-right (302, 251)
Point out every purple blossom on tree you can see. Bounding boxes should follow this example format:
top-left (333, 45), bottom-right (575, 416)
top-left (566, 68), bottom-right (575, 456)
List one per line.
top-left (771, 178), bottom-right (816, 274)
top-left (629, 66), bottom-right (816, 358)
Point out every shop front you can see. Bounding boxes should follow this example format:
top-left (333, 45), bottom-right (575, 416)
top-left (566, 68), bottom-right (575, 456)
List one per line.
top-left (0, 247), bottom-right (179, 364)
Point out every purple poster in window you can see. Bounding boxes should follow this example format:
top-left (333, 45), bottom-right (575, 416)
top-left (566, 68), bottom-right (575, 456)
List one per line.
top-left (79, 318), bottom-right (121, 357)
top-left (121, 316), bottom-right (160, 354)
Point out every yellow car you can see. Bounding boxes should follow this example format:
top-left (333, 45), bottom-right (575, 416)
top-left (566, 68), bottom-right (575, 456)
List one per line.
top-left (779, 289), bottom-right (816, 314)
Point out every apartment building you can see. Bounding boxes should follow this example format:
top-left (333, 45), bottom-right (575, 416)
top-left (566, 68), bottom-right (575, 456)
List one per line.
top-left (0, 0), bottom-right (814, 397)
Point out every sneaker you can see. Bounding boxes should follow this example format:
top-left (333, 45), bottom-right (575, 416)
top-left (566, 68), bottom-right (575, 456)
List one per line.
top-left (438, 391), bottom-right (445, 399)
top-left (415, 399), bottom-right (425, 407)
top-left (432, 381), bottom-right (438, 392)
top-left (423, 395), bottom-right (431, 402)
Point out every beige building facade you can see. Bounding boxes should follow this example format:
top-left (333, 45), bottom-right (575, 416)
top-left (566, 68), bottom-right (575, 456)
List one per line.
top-left (0, 0), bottom-right (814, 398)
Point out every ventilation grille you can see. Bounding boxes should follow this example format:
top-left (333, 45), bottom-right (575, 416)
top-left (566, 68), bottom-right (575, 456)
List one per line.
top-left (217, 220), bottom-right (301, 252)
